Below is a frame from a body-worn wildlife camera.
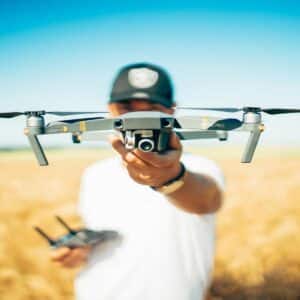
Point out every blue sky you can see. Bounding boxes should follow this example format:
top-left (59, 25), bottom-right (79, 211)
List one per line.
top-left (0, 1), bottom-right (300, 147)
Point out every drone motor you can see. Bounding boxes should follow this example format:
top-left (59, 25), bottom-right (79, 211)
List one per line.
top-left (242, 110), bottom-right (262, 124)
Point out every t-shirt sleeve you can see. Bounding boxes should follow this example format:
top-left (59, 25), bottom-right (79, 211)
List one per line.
top-left (182, 153), bottom-right (225, 191)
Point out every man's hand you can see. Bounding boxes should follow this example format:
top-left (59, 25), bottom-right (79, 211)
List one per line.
top-left (50, 246), bottom-right (92, 268)
top-left (110, 132), bottom-right (182, 188)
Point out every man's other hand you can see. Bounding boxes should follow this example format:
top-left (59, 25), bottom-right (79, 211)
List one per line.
top-left (50, 246), bottom-right (91, 268)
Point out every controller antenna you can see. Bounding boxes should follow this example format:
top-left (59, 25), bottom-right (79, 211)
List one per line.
top-left (34, 226), bottom-right (56, 246)
top-left (55, 216), bottom-right (76, 234)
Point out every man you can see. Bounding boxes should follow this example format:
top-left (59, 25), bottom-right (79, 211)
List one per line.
top-left (51, 62), bottom-right (225, 300)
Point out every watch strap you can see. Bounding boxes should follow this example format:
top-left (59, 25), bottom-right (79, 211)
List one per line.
top-left (151, 162), bottom-right (186, 194)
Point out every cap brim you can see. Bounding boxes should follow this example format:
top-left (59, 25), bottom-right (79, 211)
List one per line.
top-left (109, 92), bottom-right (173, 108)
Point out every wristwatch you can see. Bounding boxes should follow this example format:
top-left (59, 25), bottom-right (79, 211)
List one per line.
top-left (151, 163), bottom-right (186, 195)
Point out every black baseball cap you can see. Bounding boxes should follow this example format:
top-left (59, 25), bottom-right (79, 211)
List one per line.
top-left (109, 63), bottom-right (175, 108)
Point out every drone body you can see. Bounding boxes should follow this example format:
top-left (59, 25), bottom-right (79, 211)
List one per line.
top-left (1, 106), bottom-right (300, 166)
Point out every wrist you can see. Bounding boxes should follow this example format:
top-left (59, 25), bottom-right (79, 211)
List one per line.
top-left (150, 162), bottom-right (186, 194)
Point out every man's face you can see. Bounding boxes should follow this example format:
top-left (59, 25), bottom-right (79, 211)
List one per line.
top-left (108, 99), bottom-right (174, 117)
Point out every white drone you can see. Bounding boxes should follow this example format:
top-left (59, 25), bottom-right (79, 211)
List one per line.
top-left (1, 106), bottom-right (300, 166)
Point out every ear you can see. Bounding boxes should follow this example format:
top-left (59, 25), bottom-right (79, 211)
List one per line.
top-left (167, 103), bottom-right (176, 114)
top-left (107, 103), bottom-right (122, 117)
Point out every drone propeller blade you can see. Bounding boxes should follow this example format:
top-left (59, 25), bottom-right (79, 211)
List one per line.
top-left (208, 118), bottom-right (243, 130)
top-left (176, 107), bottom-right (241, 113)
top-left (0, 111), bottom-right (108, 118)
top-left (55, 116), bottom-right (106, 124)
top-left (261, 108), bottom-right (300, 115)
top-left (47, 111), bottom-right (108, 116)
top-left (0, 112), bottom-right (24, 118)
top-left (177, 106), bottom-right (300, 115)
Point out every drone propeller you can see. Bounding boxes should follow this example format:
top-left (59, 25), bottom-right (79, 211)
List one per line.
top-left (259, 108), bottom-right (300, 115)
top-left (0, 112), bottom-right (25, 118)
top-left (177, 106), bottom-right (300, 115)
top-left (0, 110), bottom-right (107, 119)
top-left (46, 111), bottom-right (108, 116)
top-left (177, 107), bottom-right (240, 113)
top-left (53, 116), bottom-right (106, 124)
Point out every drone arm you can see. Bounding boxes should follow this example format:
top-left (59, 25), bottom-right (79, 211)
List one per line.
top-left (176, 130), bottom-right (228, 140)
top-left (174, 116), bottom-right (221, 130)
top-left (45, 122), bottom-right (83, 134)
top-left (45, 118), bottom-right (115, 135)
top-left (27, 135), bottom-right (48, 166)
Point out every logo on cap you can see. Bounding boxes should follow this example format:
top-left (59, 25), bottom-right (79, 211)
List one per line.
top-left (128, 68), bottom-right (159, 89)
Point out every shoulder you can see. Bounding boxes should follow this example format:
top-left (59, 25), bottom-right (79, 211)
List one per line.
top-left (181, 152), bottom-right (225, 190)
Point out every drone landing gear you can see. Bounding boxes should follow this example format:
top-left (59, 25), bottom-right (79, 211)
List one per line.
top-left (241, 128), bottom-right (263, 163)
top-left (26, 135), bottom-right (48, 166)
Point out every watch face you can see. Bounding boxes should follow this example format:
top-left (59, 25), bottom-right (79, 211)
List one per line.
top-left (128, 68), bottom-right (159, 89)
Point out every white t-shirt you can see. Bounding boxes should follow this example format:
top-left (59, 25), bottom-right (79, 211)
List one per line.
top-left (75, 153), bottom-right (225, 300)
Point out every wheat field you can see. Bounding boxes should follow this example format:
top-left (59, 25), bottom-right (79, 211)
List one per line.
top-left (0, 146), bottom-right (299, 300)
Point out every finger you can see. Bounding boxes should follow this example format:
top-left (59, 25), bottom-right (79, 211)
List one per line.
top-left (126, 165), bottom-right (151, 185)
top-left (60, 247), bottom-right (89, 268)
top-left (109, 135), bottom-right (128, 159)
top-left (110, 137), bottom-right (150, 169)
top-left (50, 247), bottom-right (71, 262)
top-left (125, 152), bottom-right (150, 168)
top-left (122, 161), bottom-right (152, 181)
top-left (133, 149), bottom-right (181, 168)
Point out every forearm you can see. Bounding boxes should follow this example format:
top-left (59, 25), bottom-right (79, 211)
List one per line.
top-left (165, 170), bottom-right (223, 215)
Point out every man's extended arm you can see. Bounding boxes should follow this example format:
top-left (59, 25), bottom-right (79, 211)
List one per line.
top-left (163, 169), bottom-right (223, 214)
top-left (110, 133), bottom-right (223, 215)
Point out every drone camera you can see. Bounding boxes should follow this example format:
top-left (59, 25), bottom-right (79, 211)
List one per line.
top-left (134, 130), bottom-right (155, 152)
top-left (138, 138), bottom-right (155, 152)
top-left (124, 129), bottom-right (171, 153)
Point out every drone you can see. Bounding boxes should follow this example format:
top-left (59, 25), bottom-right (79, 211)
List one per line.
top-left (1, 106), bottom-right (300, 166)
top-left (34, 216), bottom-right (119, 249)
